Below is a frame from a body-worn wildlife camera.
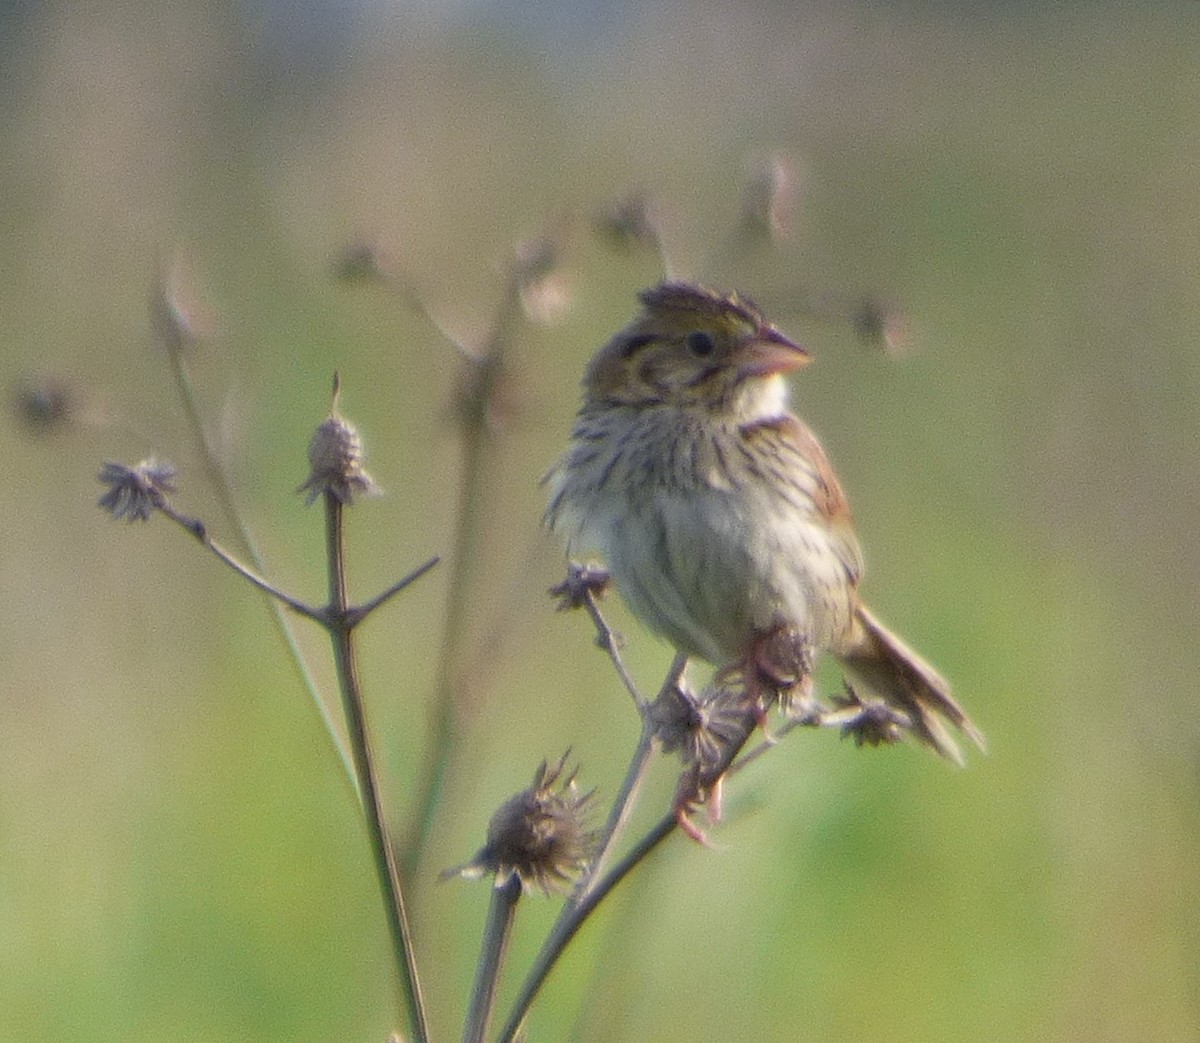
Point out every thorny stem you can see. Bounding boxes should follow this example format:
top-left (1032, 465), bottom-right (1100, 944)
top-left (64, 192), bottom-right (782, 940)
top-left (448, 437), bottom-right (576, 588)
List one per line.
top-left (163, 340), bottom-right (358, 791)
top-left (324, 494), bottom-right (430, 1043)
top-left (406, 272), bottom-right (527, 882)
top-left (462, 875), bottom-right (522, 1043)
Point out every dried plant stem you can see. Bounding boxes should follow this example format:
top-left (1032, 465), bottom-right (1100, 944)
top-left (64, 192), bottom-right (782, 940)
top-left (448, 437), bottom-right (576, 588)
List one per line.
top-left (383, 270), bottom-right (468, 358)
top-left (165, 347), bottom-right (357, 790)
top-left (497, 639), bottom-right (782, 1042)
top-left (406, 278), bottom-right (525, 881)
top-left (324, 493), bottom-right (430, 1043)
top-left (405, 408), bottom-right (489, 878)
top-left (579, 725), bottom-right (656, 901)
top-left (495, 807), bottom-right (676, 1043)
top-left (495, 650), bottom-right (694, 1043)
top-left (576, 652), bottom-right (687, 898)
top-left (579, 586), bottom-right (647, 711)
top-left (155, 503), bottom-right (326, 622)
top-left (462, 875), bottom-right (522, 1043)
top-left (348, 556), bottom-right (443, 626)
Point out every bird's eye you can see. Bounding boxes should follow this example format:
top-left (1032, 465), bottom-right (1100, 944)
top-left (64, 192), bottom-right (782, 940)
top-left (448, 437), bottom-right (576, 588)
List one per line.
top-left (686, 330), bottom-right (716, 357)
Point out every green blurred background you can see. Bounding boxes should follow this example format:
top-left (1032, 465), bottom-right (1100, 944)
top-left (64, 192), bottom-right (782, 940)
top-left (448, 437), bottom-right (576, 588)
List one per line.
top-left (3, 1), bottom-right (1198, 1040)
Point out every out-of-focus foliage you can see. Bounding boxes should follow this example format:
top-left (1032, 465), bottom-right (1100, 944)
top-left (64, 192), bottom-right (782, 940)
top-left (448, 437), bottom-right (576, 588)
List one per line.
top-left (2, 2), bottom-right (1197, 1040)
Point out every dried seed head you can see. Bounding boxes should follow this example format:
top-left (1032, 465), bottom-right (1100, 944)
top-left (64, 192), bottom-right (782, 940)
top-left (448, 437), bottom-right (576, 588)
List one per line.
top-left (443, 754), bottom-right (598, 896)
top-left (832, 684), bottom-right (912, 748)
top-left (97, 458), bottom-right (177, 522)
top-left (732, 627), bottom-right (815, 713)
top-left (740, 151), bottom-right (803, 241)
top-left (151, 253), bottom-right (212, 355)
top-left (297, 378), bottom-right (378, 506)
top-left (514, 235), bottom-right (573, 326)
top-left (650, 680), bottom-right (754, 774)
top-left (548, 561), bottom-right (612, 611)
top-left (851, 298), bottom-right (911, 358)
top-left (333, 240), bottom-right (396, 283)
top-left (13, 377), bottom-right (77, 435)
top-left (594, 191), bottom-right (663, 251)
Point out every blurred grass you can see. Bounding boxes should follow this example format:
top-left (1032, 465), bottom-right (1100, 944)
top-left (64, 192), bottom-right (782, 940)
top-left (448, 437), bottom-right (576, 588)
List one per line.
top-left (2, 1), bottom-right (1198, 1040)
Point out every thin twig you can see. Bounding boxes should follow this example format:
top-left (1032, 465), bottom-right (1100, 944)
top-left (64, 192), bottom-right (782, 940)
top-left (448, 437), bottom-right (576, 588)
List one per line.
top-left (349, 555), bottom-right (442, 626)
top-left (156, 503), bottom-right (326, 623)
top-left (576, 724), bottom-right (655, 904)
top-left (324, 494), bottom-right (430, 1043)
top-left (496, 649), bottom-right (687, 1041)
top-left (462, 875), bottom-right (522, 1043)
top-left (550, 562), bottom-right (645, 710)
top-left (580, 588), bottom-right (647, 711)
top-left (376, 264), bottom-right (477, 364)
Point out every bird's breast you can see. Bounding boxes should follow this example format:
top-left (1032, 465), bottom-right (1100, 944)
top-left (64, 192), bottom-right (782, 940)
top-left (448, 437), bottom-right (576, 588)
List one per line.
top-left (546, 406), bottom-right (857, 664)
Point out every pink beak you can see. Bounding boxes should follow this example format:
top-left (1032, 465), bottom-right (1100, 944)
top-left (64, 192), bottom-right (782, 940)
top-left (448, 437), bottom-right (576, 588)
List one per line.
top-left (737, 325), bottom-right (810, 378)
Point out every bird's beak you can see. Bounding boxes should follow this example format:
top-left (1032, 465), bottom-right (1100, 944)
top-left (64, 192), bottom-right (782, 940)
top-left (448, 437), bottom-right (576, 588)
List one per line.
top-left (737, 326), bottom-right (811, 378)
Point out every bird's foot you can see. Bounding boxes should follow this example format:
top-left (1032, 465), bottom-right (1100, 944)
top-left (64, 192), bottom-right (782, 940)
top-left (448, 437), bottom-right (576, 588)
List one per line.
top-left (671, 767), bottom-right (727, 847)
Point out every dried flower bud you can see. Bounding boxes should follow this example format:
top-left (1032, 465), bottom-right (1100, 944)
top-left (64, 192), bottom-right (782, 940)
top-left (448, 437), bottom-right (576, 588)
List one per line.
top-left (548, 562), bottom-right (612, 611)
top-left (151, 253), bottom-right (211, 355)
top-left (97, 458), bottom-right (177, 522)
top-left (333, 240), bottom-right (396, 283)
top-left (851, 298), bottom-right (911, 358)
top-left (443, 755), bottom-right (598, 896)
top-left (830, 685), bottom-right (912, 748)
top-left (297, 383), bottom-right (378, 506)
top-left (12, 377), bottom-right (76, 435)
top-left (740, 152), bottom-right (802, 241)
top-left (650, 680), bottom-right (754, 774)
top-left (734, 626), bottom-right (815, 713)
top-left (514, 235), bottom-right (573, 326)
top-left (594, 191), bottom-right (663, 251)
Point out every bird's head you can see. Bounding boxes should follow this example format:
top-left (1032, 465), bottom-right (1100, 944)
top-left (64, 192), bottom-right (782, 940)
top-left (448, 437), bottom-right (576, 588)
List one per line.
top-left (582, 281), bottom-right (809, 413)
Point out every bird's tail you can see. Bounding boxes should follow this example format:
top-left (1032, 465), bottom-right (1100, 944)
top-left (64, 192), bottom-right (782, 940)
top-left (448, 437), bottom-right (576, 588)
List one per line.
top-left (837, 604), bottom-right (985, 765)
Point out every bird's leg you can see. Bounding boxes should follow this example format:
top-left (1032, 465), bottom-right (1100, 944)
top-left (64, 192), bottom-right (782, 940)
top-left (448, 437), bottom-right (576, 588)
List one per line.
top-left (748, 626), bottom-right (816, 716)
top-left (717, 627), bottom-right (816, 731)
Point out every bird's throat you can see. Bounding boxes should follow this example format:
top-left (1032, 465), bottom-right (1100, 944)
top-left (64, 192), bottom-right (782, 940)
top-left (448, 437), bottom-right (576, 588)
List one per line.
top-left (729, 374), bottom-right (790, 423)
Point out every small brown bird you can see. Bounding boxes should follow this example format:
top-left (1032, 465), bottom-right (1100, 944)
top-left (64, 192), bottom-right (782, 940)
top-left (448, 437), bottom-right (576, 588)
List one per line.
top-left (545, 281), bottom-right (982, 762)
